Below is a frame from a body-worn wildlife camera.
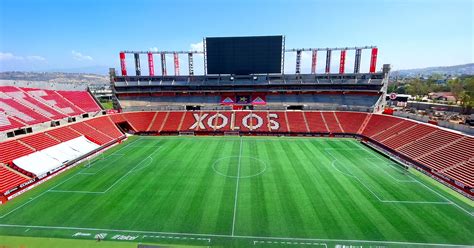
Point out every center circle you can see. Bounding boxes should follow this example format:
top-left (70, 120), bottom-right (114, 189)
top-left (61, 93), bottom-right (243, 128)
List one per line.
top-left (212, 156), bottom-right (267, 179)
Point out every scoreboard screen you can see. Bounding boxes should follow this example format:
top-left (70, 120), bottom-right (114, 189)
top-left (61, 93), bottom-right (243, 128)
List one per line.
top-left (205, 35), bottom-right (283, 75)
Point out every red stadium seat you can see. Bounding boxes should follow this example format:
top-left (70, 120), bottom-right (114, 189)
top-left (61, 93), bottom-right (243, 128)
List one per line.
top-left (321, 112), bottom-right (343, 133)
top-left (286, 112), bottom-right (309, 132)
top-left (56, 90), bottom-right (101, 113)
top-left (0, 166), bottom-right (30, 194)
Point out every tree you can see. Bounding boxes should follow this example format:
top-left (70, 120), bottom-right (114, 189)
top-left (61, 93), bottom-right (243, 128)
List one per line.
top-left (406, 79), bottom-right (429, 98)
top-left (387, 84), bottom-right (397, 93)
top-left (448, 78), bottom-right (464, 102)
top-left (459, 92), bottom-right (472, 114)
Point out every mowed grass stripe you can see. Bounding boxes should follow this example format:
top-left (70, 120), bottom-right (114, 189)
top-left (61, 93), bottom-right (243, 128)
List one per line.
top-left (0, 136), bottom-right (472, 247)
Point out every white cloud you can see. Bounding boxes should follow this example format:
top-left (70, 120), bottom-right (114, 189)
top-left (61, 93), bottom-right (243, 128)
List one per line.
top-left (190, 41), bottom-right (203, 52)
top-left (26, 55), bottom-right (46, 61)
top-left (0, 52), bottom-right (46, 63)
top-left (72, 50), bottom-right (93, 61)
top-left (149, 47), bottom-right (159, 52)
top-left (0, 52), bottom-right (24, 61)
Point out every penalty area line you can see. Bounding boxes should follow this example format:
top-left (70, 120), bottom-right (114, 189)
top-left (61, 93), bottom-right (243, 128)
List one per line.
top-left (326, 152), bottom-right (451, 205)
top-left (50, 147), bottom-right (162, 195)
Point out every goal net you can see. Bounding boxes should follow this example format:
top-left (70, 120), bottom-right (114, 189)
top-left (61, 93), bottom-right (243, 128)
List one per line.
top-left (179, 131), bottom-right (195, 136)
top-left (85, 152), bottom-right (106, 168)
top-left (224, 131), bottom-right (240, 136)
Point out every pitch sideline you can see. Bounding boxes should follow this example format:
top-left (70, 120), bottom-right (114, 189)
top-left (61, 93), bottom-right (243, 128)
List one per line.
top-left (0, 223), bottom-right (470, 247)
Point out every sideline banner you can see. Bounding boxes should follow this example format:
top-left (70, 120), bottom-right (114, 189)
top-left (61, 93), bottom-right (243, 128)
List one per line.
top-left (251, 95), bottom-right (266, 105)
top-left (220, 96), bottom-right (235, 105)
top-left (221, 95), bottom-right (266, 105)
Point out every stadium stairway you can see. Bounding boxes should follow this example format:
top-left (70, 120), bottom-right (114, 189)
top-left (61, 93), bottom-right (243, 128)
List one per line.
top-left (286, 112), bottom-right (308, 133)
top-left (305, 112), bottom-right (329, 133)
top-left (322, 112), bottom-right (344, 133)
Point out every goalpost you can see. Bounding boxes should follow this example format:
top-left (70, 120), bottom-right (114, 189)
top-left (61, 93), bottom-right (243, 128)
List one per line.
top-left (85, 152), bottom-right (106, 168)
top-left (224, 131), bottom-right (240, 136)
top-left (179, 131), bottom-right (195, 136)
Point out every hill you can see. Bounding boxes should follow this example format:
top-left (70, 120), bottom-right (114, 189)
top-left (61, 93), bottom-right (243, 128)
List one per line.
top-left (392, 63), bottom-right (473, 78)
top-left (0, 71), bottom-right (109, 84)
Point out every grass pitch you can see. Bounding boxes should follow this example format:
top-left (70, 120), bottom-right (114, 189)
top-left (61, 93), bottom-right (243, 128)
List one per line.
top-left (0, 136), bottom-right (473, 247)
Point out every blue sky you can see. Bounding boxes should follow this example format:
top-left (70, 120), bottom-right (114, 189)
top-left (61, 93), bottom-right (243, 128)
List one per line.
top-left (0, 0), bottom-right (472, 74)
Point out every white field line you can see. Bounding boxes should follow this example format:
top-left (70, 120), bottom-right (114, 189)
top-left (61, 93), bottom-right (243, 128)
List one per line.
top-left (0, 191), bottom-right (50, 219)
top-left (0, 223), bottom-right (471, 247)
top-left (143, 234), bottom-right (211, 243)
top-left (407, 174), bottom-right (474, 217)
top-left (253, 240), bottom-right (327, 247)
top-left (364, 158), bottom-right (416, 183)
top-left (82, 154), bottom-right (125, 175)
top-left (0, 137), bottom-right (145, 219)
top-left (127, 145), bottom-right (162, 148)
top-left (49, 190), bottom-right (102, 194)
top-left (325, 150), bottom-right (450, 204)
top-left (355, 145), bottom-right (473, 217)
top-left (0, 164), bottom-right (86, 219)
top-left (231, 137), bottom-right (243, 236)
top-left (50, 147), bottom-right (161, 195)
top-left (101, 152), bottom-right (158, 194)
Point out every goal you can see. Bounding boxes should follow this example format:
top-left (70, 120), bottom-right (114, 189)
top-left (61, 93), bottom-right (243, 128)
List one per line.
top-left (179, 131), bottom-right (195, 136)
top-left (224, 131), bottom-right (240, 136)
top-left (85, 152), bottom-right (106, 168)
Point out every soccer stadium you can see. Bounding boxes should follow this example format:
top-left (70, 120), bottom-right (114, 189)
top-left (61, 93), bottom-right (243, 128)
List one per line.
top-left (0, 35), bottom-right (472, 248)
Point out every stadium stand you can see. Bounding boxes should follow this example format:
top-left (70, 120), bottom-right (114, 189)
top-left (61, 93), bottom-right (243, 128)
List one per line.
top-left (0, 140), bottom-right (35, 165)
top-left (0, 112), bottom-right (25, 131)
top-left (69, 122), bottom-right (114, 145)
top-left (0, 86), bottom-right (103, 133)
top-left (22, 88), bottom-right (84, 116)
top-left (0, 86), bottom-right (67, 120)
top-left (86, 116), bottom-right (125, 139)
top-left (370, 119), bottom-right (413, 142)
top-left (122, 112), bottom-right (156, 132)
top-left (0, 108), bottom-right (472, 198)
top-left (19, 133), bottom-right (61, 151)
top-left (0, 92), bottom-right (53, 125)
top-left (335, 112), bottom-right (366, 134)
top-left (45, 126), bottom-right (82, 142)
top-left (443, 161), bottom-right (473, 186)
top-left (286, 112), bottom-right (309, 133)
top-left (146, 112), bottom-right (168, 132)
top-left (398, 131), bottom-right (462, 159)
top-left (381, 123), bottom-right (437, 150)
top-left (321, 112), bottom-right (344, 133)
top-left (0, 165), bottom-right (30, 194)
top-left (305, 112), bottom-right (329, 133)
top-left (55, 90), bottom-right (101, 113)
top-left (361, 114), bottom-right (401, 137)
top-left (415, 136), bottom-right (473, 171)
top-left (161, 112), bottom-right (186, 132)
top-left (215, 111), bottom-right (233, 132)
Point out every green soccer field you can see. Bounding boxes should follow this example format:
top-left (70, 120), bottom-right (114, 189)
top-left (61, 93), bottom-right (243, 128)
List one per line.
top-left (0, 136), bottom-right (473, 247)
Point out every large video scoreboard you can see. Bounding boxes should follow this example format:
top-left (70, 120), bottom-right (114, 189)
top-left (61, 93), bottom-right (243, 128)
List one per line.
top-left (205, 35), bottom-right (283, 75)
